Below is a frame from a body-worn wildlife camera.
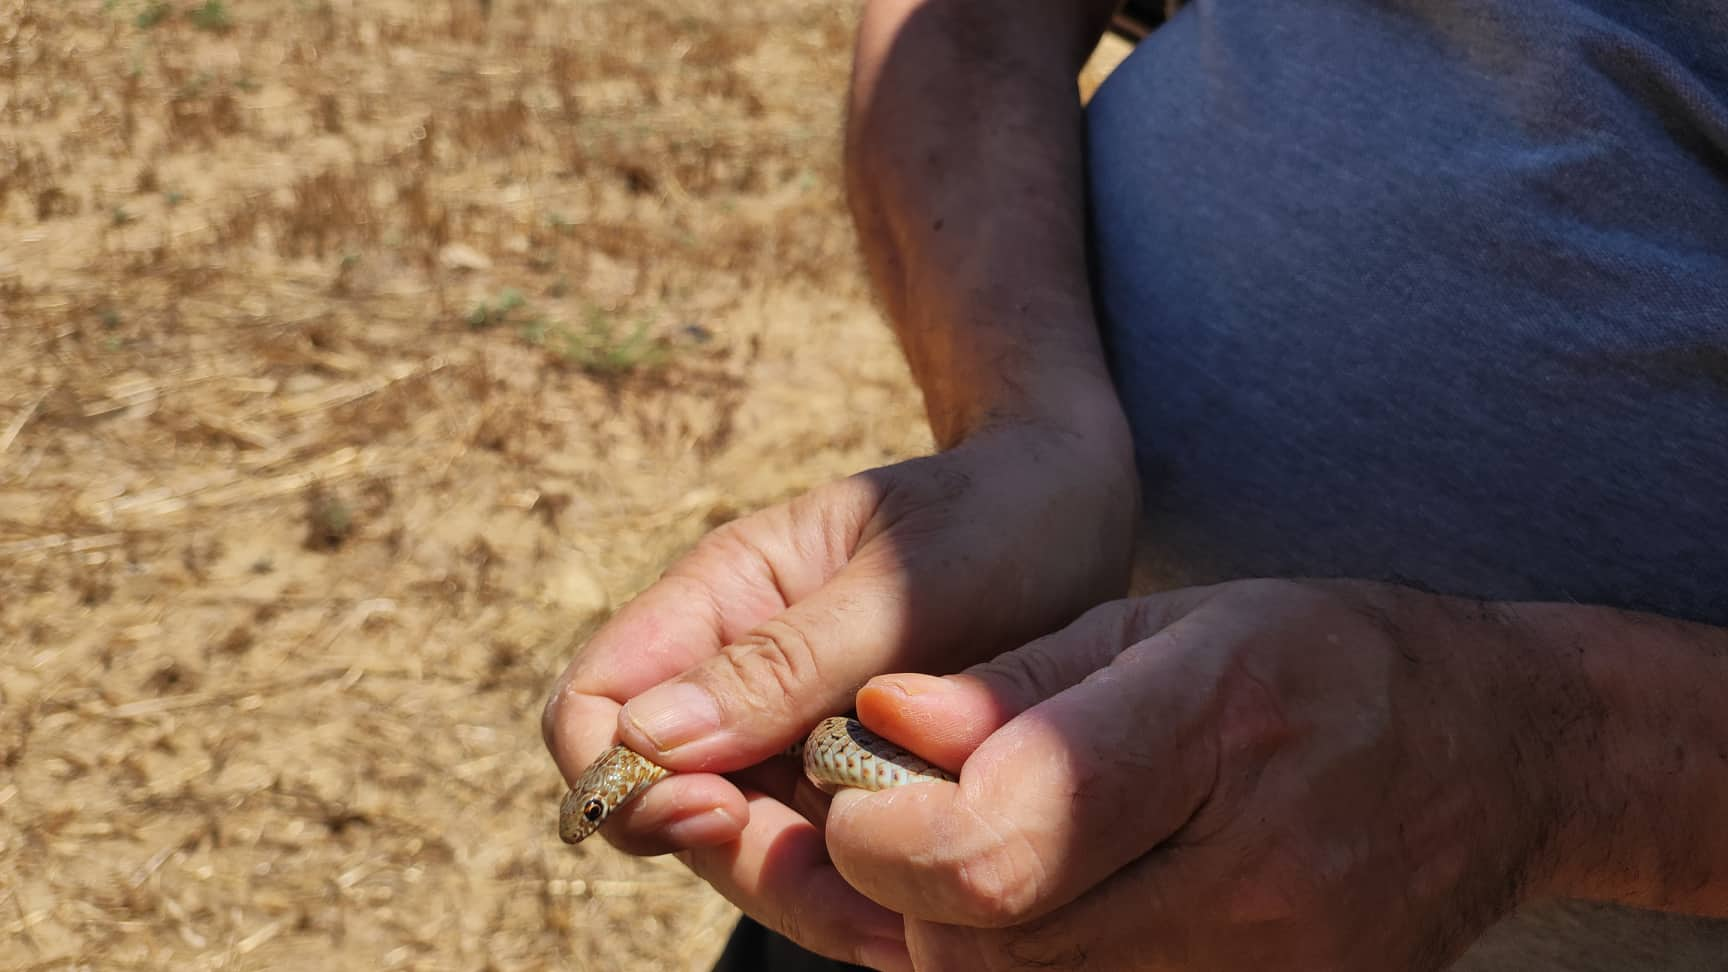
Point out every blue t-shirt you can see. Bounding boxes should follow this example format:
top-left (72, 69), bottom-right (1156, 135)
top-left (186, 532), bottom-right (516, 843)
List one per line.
top-left (1090, 0), bottom-right (1728, 624)
top-left (1086, 0), bottom-right (1728, 963)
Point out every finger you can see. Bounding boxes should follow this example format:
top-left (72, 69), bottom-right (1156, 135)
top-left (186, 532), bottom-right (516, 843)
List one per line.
top-left (549, 474), bottom-right (895, 773)
top-left (611, 443), bottom-right (1142, 773)
top-left (852, 592), bottom-right (1205, 769)
top-left (541, 576), bottom-right (765, 785)
top-left (542, 501), bottom-right (851, 765)
top-left (903, 831), bottom-right (1350, 972)
top-left (585, 773), bottom-right (751, 856)
top-left (574, 749), bottom-right (811, 858)
top-left (829, 594), bottom-right (1240, 927)
top-left (902, 848), bottom-right (1217, 972)
top-left (544, 479), bottom-right (882, 782)
top-left (541, 501), bottom-right (867, 855)
top-left (680, 788), bottom-right (914, 972)
top-left (611, 483), bottom-right (1019, 771)
top-left (542, 679), bottom-right (750, 855)
top-left (615, 559), bottom-right (920, 769)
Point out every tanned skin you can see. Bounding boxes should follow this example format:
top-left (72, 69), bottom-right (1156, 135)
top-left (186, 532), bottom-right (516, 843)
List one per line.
top-left (546, 2), bottom-right (1728, 968)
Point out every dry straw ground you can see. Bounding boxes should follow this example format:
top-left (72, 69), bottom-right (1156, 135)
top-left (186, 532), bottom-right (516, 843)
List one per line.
top-left (0, 2), bottom-right (1130, 969)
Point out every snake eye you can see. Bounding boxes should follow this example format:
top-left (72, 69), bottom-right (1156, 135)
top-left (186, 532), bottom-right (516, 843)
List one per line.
top-left (581, 798), bottom-right (605, 823)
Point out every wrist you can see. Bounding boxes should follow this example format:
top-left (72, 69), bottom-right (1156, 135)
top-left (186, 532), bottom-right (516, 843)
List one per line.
top-left (1508, 602), bottom-right (1728, 914)
top-left (949, 360), bottom-right (1136, 486)
top-left (920, 330), bottom-right (1128, 446)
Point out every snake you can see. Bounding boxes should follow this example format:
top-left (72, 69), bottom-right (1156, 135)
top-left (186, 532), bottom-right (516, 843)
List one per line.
top-left (559, 715), bottom-right (954, 844)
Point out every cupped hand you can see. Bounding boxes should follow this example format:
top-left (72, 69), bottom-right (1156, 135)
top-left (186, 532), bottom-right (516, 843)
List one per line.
top-left (541, 410), bottom-right (1137, 968)
top-left (826, 579), bottom-right (1587, 971)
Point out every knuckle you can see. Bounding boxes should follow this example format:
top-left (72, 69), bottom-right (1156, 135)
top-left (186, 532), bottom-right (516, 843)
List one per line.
top-left (1078, 597), bottom-right (1132, 624)
top-left (952, 865), bottom-right (1037, 927)
top-left (775, 900), bottom-right (810, 954)
top-left (773, 895), bottom-right (860, 968)
top-left (1236, 576), bottom-right (1305, 596)
top-left (789, 478), bottom-right (874, 557)
top-left (966, 649), bottom-right (1055, 709)
top-left (678, 513), bottom-right (790, 581)
top-left (680, 521), bottom-right (759, 576)
top-left (676, 848), bottom-right (892, 968)
top-left (999, 919), bottom-right (1091, 971)
top-left (1231, 577), bottom-right (1322, 608)
top-left (1106, 597), bottom-right (1167, 648)
top-left (908, 923), bottom-right (1004, 972)
top-left (936, 810), bottom-right (1051, 927)
top-left (967, 600), bottom-right (1138, 704)
top-left (1212, 654), bottom-right (1297, 758)
top-left (714, 620), bottom-right (824, 716)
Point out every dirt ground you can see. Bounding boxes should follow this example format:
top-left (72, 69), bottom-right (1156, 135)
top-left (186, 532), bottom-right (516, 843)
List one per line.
top-left (0, 3), bottom-right (1128, 969)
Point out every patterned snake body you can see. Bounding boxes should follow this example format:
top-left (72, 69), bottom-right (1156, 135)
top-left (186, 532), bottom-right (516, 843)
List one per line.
top-left (559, 716), bottom-right (954, 844)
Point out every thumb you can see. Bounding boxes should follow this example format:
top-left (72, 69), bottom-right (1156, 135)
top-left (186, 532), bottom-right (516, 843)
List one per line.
top-left (826, 589), bottom-right (1225, 928)
top-left (613, 465), bottom-right (1025, 769)
top-left (616, 554), bottom-right (925, 769)
top-left (796, 604), bottom-right (1178, 847)
top-left (613, 443), bottom-right (1132, 772)
top-left (853, 592), bottom-right (1205, 769)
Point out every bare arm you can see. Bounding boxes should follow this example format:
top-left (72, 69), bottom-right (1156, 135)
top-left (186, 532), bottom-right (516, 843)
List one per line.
top-left (846, 0), bottom-right (1127, 448)
top-left (811, 583), bottom-right (1728, 968)
top-left (1538, 603), bottom-right (1728, 915)
top-left (543, 10), bottom-right (1151, 963)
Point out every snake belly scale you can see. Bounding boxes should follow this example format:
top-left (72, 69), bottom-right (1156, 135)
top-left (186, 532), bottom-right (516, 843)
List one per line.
top-left (559, 715), bottom-right (954, 844)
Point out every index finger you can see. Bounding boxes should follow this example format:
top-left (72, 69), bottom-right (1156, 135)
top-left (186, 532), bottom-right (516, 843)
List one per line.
top-left (539, 571), bottom-right (762, 853)
top-left (542, 508), bottom-right (833, 781)
top-left (542, 494), bottom-right (876, 852)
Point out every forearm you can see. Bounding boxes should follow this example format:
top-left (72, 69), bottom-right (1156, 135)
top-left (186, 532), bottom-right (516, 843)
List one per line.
top-left (1520, 601), bottom-right (1728, 915)
top-left (846, 0), bottom-right (1125, 447)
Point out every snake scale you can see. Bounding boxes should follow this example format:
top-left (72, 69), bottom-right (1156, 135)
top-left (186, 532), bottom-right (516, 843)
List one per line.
top-left (559, 716), bottom-right (954, 843)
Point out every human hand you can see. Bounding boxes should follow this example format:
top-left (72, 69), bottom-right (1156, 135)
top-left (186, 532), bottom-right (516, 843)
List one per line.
top-left (825, 579), bottom-right (1586, 971)
top-left (541, 403), bottom-right (1137, 968)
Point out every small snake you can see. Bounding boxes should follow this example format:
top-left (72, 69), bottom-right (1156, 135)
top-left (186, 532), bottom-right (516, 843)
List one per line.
top-left (559, 715), bottom-right (954, 844)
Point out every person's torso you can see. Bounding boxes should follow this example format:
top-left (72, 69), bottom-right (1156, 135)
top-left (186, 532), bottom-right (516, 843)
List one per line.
top-left (1088, 0), bottom-right (1728, 627)
top-left (1085, 1), bottom-right (1728, 965)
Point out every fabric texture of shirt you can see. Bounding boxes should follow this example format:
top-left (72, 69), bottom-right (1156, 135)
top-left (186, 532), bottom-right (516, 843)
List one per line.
top-left (1087, 0), bottom-right (1728, 964)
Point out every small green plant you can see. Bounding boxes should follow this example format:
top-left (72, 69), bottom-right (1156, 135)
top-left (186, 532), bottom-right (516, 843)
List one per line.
top-left (189, 0), bottom-right (232, 31)
top-left (164, 190), bottom-right (186, 207)
top-left (111, 206), bottom-right (136, 226)
top-left (515, 317), bottom-right (551, 345)
top-left (466, 288), bottom-right (527, 329)
top-left (304, 491), bottom-right (354, 550)
top-left (555, 308), bottom-right (669, 375)
top-left (135, 1), bottom-right (170, 28)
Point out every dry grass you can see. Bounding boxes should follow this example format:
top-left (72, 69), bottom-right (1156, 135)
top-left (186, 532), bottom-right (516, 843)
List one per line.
top-left (0, 0), bottom-right (941, 968)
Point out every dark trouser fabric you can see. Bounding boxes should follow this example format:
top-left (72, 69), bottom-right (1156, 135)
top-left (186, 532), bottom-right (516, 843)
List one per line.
top-left (710, 916), bottom-right (867, 972)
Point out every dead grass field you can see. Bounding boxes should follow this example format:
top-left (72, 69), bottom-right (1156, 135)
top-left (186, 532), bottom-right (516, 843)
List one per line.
top-left (0, 0), bottom-right (939, 967)
top-left (0, 1), bottom-right (1134, 968)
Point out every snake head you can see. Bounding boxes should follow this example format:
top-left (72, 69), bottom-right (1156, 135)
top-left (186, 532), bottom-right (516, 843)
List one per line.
top-left (557, 745), bottom-right (670, 844)
top-left (558, 789), bottom-right (611, 844)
